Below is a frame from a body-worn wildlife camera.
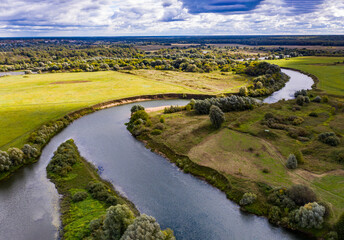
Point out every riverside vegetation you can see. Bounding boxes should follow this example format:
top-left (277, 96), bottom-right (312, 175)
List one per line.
top-left (127, 88), bottom-right (344, 239)
top-left (47, 139), bottom-right (175, 240)
top-left (0, 61), bottom-right (286, 181)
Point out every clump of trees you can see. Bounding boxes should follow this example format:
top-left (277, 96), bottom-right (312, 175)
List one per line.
top-left (126, 110), bottom-right (151, 137)
top-left (194, 95), bottom-right (258, 115)
top-left (209, 105), bottom-right (225, 128)
top-left (46, 139), bottom-right (79, 176)
top-left (318, 132), bottom-right (341, 146)
top-left (240, 192), bottom-right (257, 206)
top-left (286, 154), bottom-right (298, 169)
top-left (0, 151), bottom-right (11, 172)
top-left (287, 185), bottom-right (317, 206)
top-left (130, 105), bottom-right (145, 114)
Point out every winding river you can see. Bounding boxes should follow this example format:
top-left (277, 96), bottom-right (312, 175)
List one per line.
top-left (0, 69), bottom-right (314, 240)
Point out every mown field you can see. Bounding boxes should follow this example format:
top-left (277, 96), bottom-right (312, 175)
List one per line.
top-left (145, 97), bottom-right (344, 224)
top-left (267, 57), bottom-right (344, 96)
top-left (0, 70), bottom-right (247, 150)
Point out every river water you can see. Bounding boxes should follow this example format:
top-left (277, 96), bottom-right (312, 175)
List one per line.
top-left (0, 69), bottom-right (314, 240)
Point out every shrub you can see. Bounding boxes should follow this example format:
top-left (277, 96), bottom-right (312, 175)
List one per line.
top-left (294, 89), bottom-right (307, 97)
top-left (296, 95), bottom-right (305, 106)
top-left (22, 144), bottom-right (39, 159)
top-left (209, 105), bottom-right (225, 129)
top-left (163, 105), bottom-right (186, 114)
top-left (87, 181), bottom-right (118, 205)
top-left (151, 129), bottom-right (162, 135)
top-left (336, 213), bottom-right (344, 240)
top-left (130, 110), bottom-right (149, 123)
top-left (239, 86), bottom-right (248, 96)
top-left (309, 112), bottom-right (318, 117)
top-left (313, 96), bottom-right (322, 103)
top-left (318, 132), bottom-right (340, 146)
top-left (154, 123), bottom-right (165, 130)
top-left (323, 95), bottom-right (329, 103)
top-left (294, 151), bottom-right (304, 164)
top-left (103, 205), bottom-right (135, 240)
top-left (335, 151), bottom-right (344, 164)
top-left (72, 191), bottom-right (88, 202)
top-left (120, 214), bottom-right (169, 240)
top-left (304, 96), bottom-right (310, 103)
top-left (268, 206), bottom-right (282, 224)
top-left (326, 231), bottom-right (338, 240)
top-left (264, 113), bottom-right (274, 120)
top-left (292, 117), bottom-right (304, 125)
top-left (286, 154), bottom-right (298, 169)
top-left (267, 188), bottom-right (297, 210)
top-left (0, 150), bottom-right (11, 172)
top-left (287, 185), bottom-right (317, 206)
top-left (130, 105), bottom-right (145, 114)
top-left (8, 147), bottom-right (24, 166)
top-left (159, 116), bottom-right (165, 123)
top-left (239, 192), bottom-right (257, 206)
top-left (289, 202), bottom-right (325, 229)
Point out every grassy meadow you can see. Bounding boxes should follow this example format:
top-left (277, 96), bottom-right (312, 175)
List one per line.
top-left (267, 57), bottom-right (344, 96)
top-left (145, 97), bottom-right (344, 223)
top-left (0, 70), bottom-right (247, 149)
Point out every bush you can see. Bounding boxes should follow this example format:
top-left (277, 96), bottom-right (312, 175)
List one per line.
top-left (335, 150), bottom-right (344, 164)
top-left (151, 129), bottom-right (162, 135)
top-left (296, 95), bottom-right (305, 106)
top-left (159, 116), bottom-right (165, 123)
top-left (72, 191), bottom-right (88, 202)
top-left (286, 154), bottom-right (298, 169)
top-left (304, 96), bottom-right (310, 103)
top-left (239, 86), bottom-right (248, 96)
top-left (22, 144), bottom-right (39, 159)
top-left (209, 105), bottom-right (225, 128)
top-left (163, 105), bottom-right (186, 114)
top-left (0, 150), bottom-right (11, 172)
top-left (267, 188), bottom-right (297, 210)
top-left (129, 110), bottom-right (149, 123)
top-left (268, 206), bottom-right (282, 224)
top-left (294, 89), bottom-right (307, 98)
top-left (313, 96), bottom-right (322, 103)
top-left (336, 213), bottom-right (344, 240)
top-left (292, 117), bottom-right (304, 125)
top-left (323, 95), bottom-right (329, 103)
top-left (239, 192), bottom-right (257, 206)
top-left (103, 205), bottom-right (135, 240)
top-left (130, 105), bottom-right (145, 114)
top-left (87, 181), bottom-right (118, 205)
top-left (287, 185), bottom-right (317, 206)
top-left (309, 112), bottom-right (318, 117)
top-left (318, 132), bottom-right (340, 146)
top-left (294, 151), bottom-right (304, 164)
top-left (326, 231), bottom-right (338, 240)
top-left (289, 202), bottom-right (325, 229)
top-left (154, 123), bottom-right (165, 131)
top-left (8, 147), bottom-right (24, 166)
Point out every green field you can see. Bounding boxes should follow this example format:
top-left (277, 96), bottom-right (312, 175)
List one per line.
top-left (267, 57), bottom-right (344, 96)
top-left (0, 70), bottom-right (247, 149)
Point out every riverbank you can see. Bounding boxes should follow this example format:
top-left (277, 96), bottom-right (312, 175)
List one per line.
top-left (46, 139), bottom-right (139, 239)
top-left (128, 94), bottom-right (344, 239)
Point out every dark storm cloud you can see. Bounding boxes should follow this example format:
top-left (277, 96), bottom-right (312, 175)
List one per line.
top-left (180, 0), bottom-right (264, 14)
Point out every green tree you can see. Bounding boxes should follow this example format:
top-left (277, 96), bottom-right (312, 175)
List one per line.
top-left (103, 205), bottom-right (135, 240)
top-left (336, 213), bottom-right (344, 240)
top-left (8, 147), bottom-right (24, 166)
top-left (209, 105), bottom-right (225, 129)
top-left (286, 154), bottom-right (298, 169)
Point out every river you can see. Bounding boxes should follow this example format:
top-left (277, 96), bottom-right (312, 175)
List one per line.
top-left (0, 69), bottom-right (314, 240)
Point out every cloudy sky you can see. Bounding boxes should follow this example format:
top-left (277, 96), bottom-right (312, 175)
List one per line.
top-left (0, 0), bottom-right (343, 36)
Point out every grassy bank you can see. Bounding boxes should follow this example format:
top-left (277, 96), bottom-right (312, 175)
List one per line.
top-left (130, 94), bottom-right (344, 238)
top-left (267, 57), bottom-right (344, 96)
top-left (46, 139), bottom-right (139, 239)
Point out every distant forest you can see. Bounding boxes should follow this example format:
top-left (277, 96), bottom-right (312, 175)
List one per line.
top-left (0, 35), bottom-right (344, 46)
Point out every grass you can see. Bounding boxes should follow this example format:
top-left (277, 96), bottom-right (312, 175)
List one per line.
top-left (266, 57), bottom-right (344, 96)
top-left (0, 70), bottom-right (248, 149)
top-left (143, 96), bottom-right (344, 225)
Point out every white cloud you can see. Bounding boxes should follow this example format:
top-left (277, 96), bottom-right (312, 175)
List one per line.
top-left (0, 0), bottom-right (342, 36)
